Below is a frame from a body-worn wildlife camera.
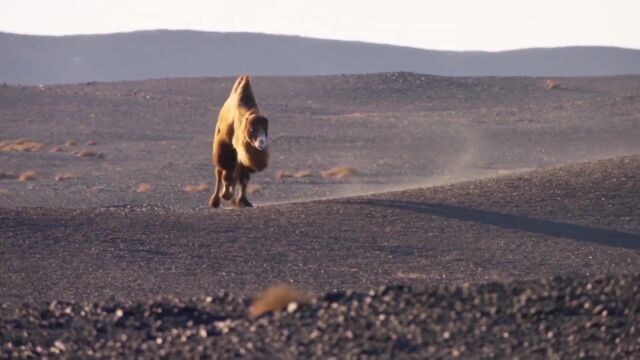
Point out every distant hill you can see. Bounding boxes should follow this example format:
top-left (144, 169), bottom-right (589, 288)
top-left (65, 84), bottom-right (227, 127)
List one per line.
top-left (1, 30), bottom-right (640, 85)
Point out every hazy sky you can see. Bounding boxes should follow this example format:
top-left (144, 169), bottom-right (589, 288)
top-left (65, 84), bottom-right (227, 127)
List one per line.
top-left (2, 0), bottom-right (639, 51)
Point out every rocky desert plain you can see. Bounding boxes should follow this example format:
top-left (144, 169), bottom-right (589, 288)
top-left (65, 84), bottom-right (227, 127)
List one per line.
top-left (1, 73), bottom-right (640, 358)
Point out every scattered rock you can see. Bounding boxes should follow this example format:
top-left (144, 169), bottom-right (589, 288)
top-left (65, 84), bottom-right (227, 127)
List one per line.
top-left (0, 275), bottom-right (638, 358)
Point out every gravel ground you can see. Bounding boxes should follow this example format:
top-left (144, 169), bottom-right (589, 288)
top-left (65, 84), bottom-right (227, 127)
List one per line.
top-left (2, 155), bottom-right (639, 357)
top-left (2, 73), bottom-right (640, 208)
top-left (2, 155), bottom-right (640, 303)
top-left (2, 74), bottom-right (640, 357)
top-left (2, 274), bottom-right (639, 359)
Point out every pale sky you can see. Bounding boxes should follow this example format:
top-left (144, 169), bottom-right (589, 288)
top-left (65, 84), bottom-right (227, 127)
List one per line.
top-left (1, 0), bottom-right (639, 51)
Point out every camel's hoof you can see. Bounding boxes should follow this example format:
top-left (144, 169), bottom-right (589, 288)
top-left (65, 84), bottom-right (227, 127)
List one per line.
top-left (221, 188), bottom-right (233, 201)
top-left (233, 198), bottom-right (253, 208)
top-left (208, 195), bottom-right (221, 208)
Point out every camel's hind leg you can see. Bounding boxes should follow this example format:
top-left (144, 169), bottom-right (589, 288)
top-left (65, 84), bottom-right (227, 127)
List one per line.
top-left (208, 168), bottom-right (223, 208)
top-left (233, 165), bottom-right (254, 208)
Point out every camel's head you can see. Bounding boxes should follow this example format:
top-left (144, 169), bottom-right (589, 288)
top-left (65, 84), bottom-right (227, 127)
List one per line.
top-left (246, 114), bottom-right (269, 151)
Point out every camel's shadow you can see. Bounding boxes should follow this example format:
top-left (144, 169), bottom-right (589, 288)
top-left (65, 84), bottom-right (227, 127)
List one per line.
top-left (346, 199), bottom-right (640, 251)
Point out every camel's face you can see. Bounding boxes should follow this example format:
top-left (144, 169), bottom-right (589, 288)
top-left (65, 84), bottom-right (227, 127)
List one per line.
top-left (246, 114), bottom-right (269, 151)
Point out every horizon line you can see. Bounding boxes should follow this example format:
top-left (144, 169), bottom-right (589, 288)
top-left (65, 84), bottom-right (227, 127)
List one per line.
top-left (1, 28), bottom-right (639, 53)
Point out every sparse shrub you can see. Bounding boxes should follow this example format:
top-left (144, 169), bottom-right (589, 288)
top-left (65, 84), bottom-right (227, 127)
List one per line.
top-left (275, 170), bottom-right (293, 179)
top-left (321, 166), bottom-right (360, 178)
top-left (293, 170), bottom-right (313, 178)
top-left (247, 183), bottom-right (262, 194)
top-left (19, 170), bottom-right (37, 181)
top-left (72, 149), bottom-right (105, 159)
top-left (54, 173), bottom-right (76, 181)
top-left (0, 138), bottom-right (44, 152)
top-left (545, 79), bottom-right (560, 90)
top-left (0, 172), bottom-right (16, 179)
top-left (136, 183), bottom-right (151, 193)
top-left (276, 169), bottom-right (315, 179)
top-left (395, 271), bottom-right (428, 280)
top-left (249, 284), bottom-right (310, 319)
top-left (184, 182), bottom-right (209, 192)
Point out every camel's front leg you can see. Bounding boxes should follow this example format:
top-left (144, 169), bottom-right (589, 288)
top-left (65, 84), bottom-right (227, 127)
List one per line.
top-left (208, 168), bottom-right (223, 208)
top-left (233, 165), bottom-right (253, 208)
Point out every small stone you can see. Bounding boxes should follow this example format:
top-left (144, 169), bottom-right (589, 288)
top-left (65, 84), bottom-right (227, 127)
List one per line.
top-left (53, 340), bottom-right (66, 352)
top-left (287, 302), bottom-right (298, 313)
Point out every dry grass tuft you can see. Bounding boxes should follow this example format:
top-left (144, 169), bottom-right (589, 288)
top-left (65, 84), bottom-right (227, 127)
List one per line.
top-left (0, 188), bottom-right (8, 195)
top-left (85, 140), bottom-right (98, 146)
top-left (276, 170), bottom-right (315, 179)
top-left (136, 182), bottom-right (152, 193)
top-left (249, 284), bottom-right (310, 319)
top-left (0, 138), bottom-right (44, 153)
top-left (184, 182), bottom-right (209, 193)
top-left (19, 170), bottom-right (37, 181)
top-left (247, 183), bottom-right (262, 194)
top-left (321, 166), bottom-right (360, 178)
top-left (395, 271), bottom-right (428, 280)
top-left (0, 172), bottom-right (16, 180)
top-left (497, 168), bottom-right (531, 176)
top-left (293, 170), bottom-right (314, 178)
top-left (275, 170), bottom-right (293, 179)
top-left (54, 172), bottom-right (76, 181)
top-left (49, 146), bottom-right (65, 153)
top-left (64, 139), bottom-right (77, 146)
top-left (545, 79), bottom-right (560, 90)
top-left (72, 149), bottom-right (105, 159)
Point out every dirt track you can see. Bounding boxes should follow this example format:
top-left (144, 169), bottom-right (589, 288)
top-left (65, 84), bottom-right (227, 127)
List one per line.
top-left (2, 155), bottom-right (639, 302)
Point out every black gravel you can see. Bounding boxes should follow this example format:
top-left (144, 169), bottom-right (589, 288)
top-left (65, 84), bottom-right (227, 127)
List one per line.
top-left (2, 274), bottom-right (639, 359)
